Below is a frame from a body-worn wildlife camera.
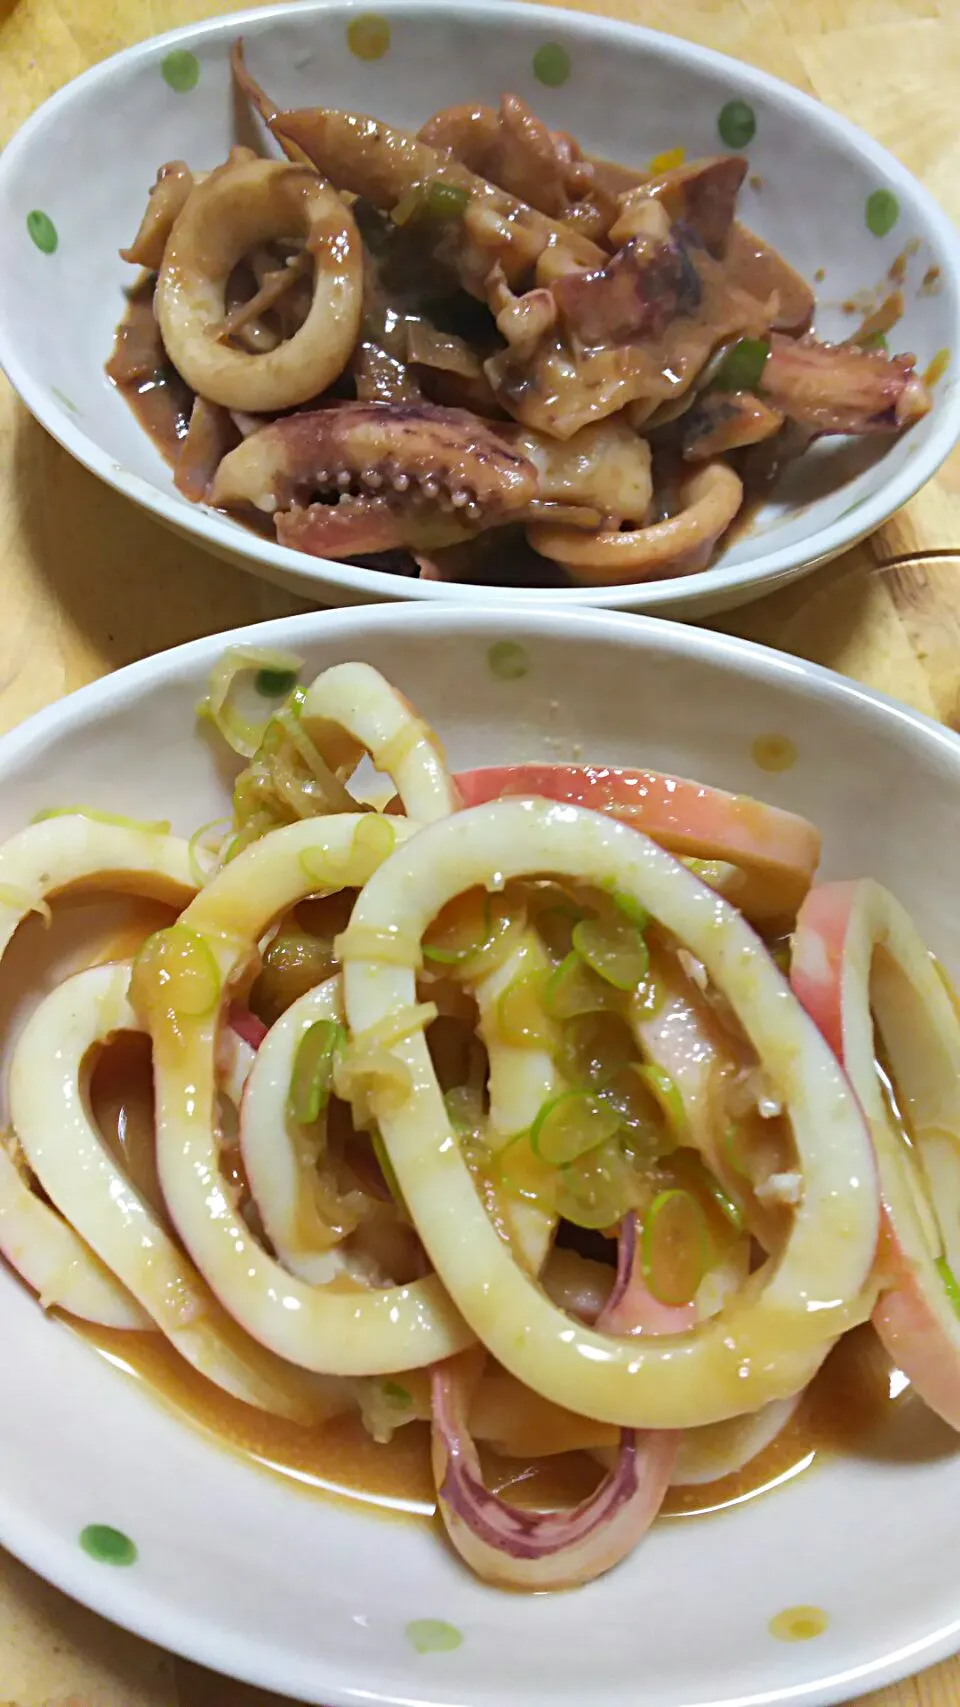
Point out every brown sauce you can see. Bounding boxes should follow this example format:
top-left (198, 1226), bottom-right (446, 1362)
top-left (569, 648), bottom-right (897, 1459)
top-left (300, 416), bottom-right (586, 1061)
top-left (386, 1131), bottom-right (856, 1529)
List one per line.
top-left (106, 278), bottom-right (192, 465)
top-left (71, 1308), bottom-right (911, 1530)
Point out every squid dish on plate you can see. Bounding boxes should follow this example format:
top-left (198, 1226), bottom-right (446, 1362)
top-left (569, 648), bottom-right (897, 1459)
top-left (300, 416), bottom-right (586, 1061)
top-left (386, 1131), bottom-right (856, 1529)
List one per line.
top-left (106, 41), bottom-right (931, 588)
top-left (4, 649), bottom-right (960, 1590)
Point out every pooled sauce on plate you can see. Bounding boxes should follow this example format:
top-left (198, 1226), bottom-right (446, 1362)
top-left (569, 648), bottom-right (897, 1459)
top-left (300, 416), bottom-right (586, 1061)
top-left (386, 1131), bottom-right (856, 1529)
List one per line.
top-left (71, 1027), bottom-right (908, 1529)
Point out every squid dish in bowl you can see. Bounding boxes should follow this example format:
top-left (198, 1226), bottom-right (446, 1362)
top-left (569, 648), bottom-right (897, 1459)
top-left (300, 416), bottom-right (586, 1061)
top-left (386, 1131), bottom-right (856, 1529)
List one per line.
top-left (1, 603), bottom-right (960, 1707)
top-left (1, 0), bottom-right (959, 615)
top-left (108, 43), bottom-right (933, 593)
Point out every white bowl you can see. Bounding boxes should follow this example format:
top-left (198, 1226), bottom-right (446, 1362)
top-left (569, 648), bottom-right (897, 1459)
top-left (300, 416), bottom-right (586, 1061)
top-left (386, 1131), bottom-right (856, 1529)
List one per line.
top-left (1, 602), bottom-right (960, 1706)
top-left (0, 1), bottom-right (959, 617)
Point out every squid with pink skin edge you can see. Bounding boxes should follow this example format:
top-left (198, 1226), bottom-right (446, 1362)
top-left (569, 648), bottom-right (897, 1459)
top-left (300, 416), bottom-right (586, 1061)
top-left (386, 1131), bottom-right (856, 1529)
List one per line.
top-left (338, 796), bottom-right (880, 1430)
top-left (792, 879), bottom-right (960, 1430)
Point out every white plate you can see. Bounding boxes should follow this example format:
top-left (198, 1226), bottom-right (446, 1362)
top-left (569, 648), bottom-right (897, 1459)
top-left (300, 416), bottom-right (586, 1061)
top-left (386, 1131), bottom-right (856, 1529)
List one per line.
top-left (0, 1), bottom-right (959, 616)
top-left (1, 602), bottom-right (960, 1706)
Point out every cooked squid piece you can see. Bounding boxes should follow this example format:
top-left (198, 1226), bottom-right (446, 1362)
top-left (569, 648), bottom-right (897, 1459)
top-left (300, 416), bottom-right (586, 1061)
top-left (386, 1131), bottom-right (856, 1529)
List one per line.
top-left (340, 797), bottom-right (880, 1428)
top-left (300, 661), bottom-right (462, 819)
top-left (9, 964), bottom-right (347, 1424)
top-left (135, 814), bottom-right (472, 1374)
top-left (0, 817), bottom-right (197, 956)
top-left (419, 96), bottom-right (618, 238)
top-left (239, 977), bottom-right (362, 1285)
top-left (120, 159), bottom-right (196, 270)
top-left (0, 1136), bottom-right (149, 1329)
top-left (792, 880), bottom-right (960, 1430)
top-left (155, 155), bottom-right (363, 411)
top-left (431, 1351), bottom-right (676, 1590)
top-left (211, 402), bottom-right (538, 559)
top-left (269, 105), bottom-right (605, 291)
top-left (527, 461), bottom-right (744, 584)
top-left (454, 762), bottom-right (821, 921)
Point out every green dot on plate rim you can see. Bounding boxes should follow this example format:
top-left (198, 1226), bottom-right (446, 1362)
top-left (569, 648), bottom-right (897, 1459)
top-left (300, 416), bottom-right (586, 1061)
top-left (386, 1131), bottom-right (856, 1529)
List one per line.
top-left (533, 42), bottom-right (571, 87)
top-left (718, 99), bottom-right (756, 148)
top-left (79, 1524), bottom-right (138, 1567)
top-left (26, 210), bottom-right (58, 254)
top-left (406, 1618), bottom-right (463, 1654)
top-left (161, 49), bottom-right (200, 93)
top-left (488, 640), bottom-right (530, 680)
top-left (866, 188), bottom-right (899, 237)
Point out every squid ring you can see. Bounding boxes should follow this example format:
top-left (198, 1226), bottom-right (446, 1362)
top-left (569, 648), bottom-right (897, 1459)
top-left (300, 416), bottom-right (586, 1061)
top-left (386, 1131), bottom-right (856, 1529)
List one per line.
top-left (9, 964), bottom-right (344, 1424)
top-left (526, 462), bottom-right (743, 585)
top-left (139, 815), bottom-right (472, 1374)
top-left (155, 156), bottom-right (363, 413)
top-left (239, 976), bottom-right (351, 1284)
top-left (0, 1137), bottom-right (149, 1329)
top-left (303, 662), bottom-right (461, 821)
top-left (339, 797), bottom-right (880, 1429)
top-left (0, 816), bottom-right (197, 957)
top-left (792, 879), bottom-right (960, 1429)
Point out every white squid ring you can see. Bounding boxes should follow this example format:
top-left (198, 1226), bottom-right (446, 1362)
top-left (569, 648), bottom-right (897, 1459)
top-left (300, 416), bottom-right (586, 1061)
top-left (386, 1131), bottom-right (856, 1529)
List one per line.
top-left (302, 662), bottom-right (460, 821)
top-left (155, 156), bottom-right (363, 413)
top-left (239, 975), bottom-right (352, 1284)
top-left (339, 798), bottom-right (880, 1429)
top-left (146, 815), bottom-right (472, 1374)
top-left (0, 1137), bottom-right (148, 1329)
top-left (526, 462), bottom-right (743, 584)
top-left (9, 964), bottom-right (343, 1424)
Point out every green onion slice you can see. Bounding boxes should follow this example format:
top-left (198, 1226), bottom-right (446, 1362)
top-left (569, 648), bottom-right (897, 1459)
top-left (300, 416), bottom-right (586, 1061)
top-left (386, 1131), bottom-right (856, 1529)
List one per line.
top-left (287, 1019), bottom-right (345, 1125)
top-left (711, 335), bottom-right (771, 394)
top-left (642, 1188), bottom-right (709, 1305)
top-left (530, 1090), bottom-right (622, 1165)
top-left (572, 913), bottom-right (650, 991)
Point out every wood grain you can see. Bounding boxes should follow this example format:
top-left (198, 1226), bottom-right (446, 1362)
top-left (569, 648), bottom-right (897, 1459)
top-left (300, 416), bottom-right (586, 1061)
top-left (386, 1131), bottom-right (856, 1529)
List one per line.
top-left (1, 1), bottom-right (959, 1703)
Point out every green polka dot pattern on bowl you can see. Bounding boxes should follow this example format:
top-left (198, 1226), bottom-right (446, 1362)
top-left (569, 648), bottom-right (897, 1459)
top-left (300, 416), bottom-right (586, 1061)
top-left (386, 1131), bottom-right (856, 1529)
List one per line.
top-left (347, 13), bottom-right (391, 60)
top-left (488, 640), bottom-right (530, 680)
top-left (161, 49), bottom-right (200, 93)
top-left (718, 99), bottom-right (756, 148)
top-left (406, 1618), bottom-right (463, 1654)
top-left (26, 210), bottom-right (58, 254)
top-left (79, 1524), bottom-right (138, 1567)
top-left (533, 42), bottom-right (571, 87)
top-left (866, 188), bottom-right (899, 237)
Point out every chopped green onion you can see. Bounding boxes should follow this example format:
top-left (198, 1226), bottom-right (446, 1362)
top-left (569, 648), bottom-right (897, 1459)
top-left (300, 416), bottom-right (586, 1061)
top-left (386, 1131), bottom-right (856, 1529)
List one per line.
top-left (187, 816), bottom-right (230, 887)
top-left (721, 1122), bottom-right (753, 1180)
top-left (937, 1255), bottom-right (960, 1319)
top-left (32, 806), bottom-right (171, 833)
top-left (496, 968), bottom-right (553, 1047)
top-left (543, 951), bottom-right (614, 1019)
top-left (287, 1020), bottom-right (345, 1125)
top-left (423, 179), bottom-right (470, 220)
top-left (556, 1012), bottom-right (635, 1089)
top-left (530, 1090), bottom-right (622, 1166)
top-left (255, 666), bottom-right (299, 698)
top-left (609, 889), bottom-right (650, 930)
top-left (382, 1380), bottom-right (412, 1404)
top-left (371, 1127), bottom-right (407, 1211)
top-left (634, 1064), bottom-right (687, 1142)
top-left (392, 177), bottom-right (471, 229)
top-left (642, 1188), bottom-right (708, 1305)
top-left (555, 1139), bottom-right (640, 1231)
top-left (131, 925), bottom-right (221, 1020)
top-left (599, 1064), bottom-right (675, 1153)
top-left (572, 913), bottom-right (649, 991)
top-left (198, 645), bottom-right (303, 758)
top-left (711, 335), bottom-right (771, 394)
top-left (351, 814), bottom-right (396, 883)
top-left (444, 1085), bottom-right (484, 1138)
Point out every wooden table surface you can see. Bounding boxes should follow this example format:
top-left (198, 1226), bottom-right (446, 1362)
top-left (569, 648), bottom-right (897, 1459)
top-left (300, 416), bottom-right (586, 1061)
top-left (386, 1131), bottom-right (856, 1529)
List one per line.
top-left (2, 0), bottom-right (960, 1703)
